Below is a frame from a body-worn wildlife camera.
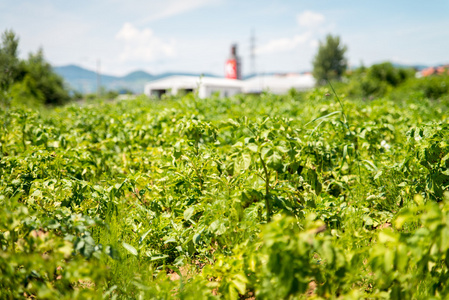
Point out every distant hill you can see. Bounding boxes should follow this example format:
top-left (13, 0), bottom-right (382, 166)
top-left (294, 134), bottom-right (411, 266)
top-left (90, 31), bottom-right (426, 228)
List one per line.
top-left (53, 65), bottom-right (218, 94)
top-left (53, 65), bottom-right (154, 94)
top-left (122, 70), bottom-right (155, 81)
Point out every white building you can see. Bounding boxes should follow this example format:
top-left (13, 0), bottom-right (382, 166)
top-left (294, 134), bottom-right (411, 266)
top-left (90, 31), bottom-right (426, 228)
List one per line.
top-left (144, 76), bottom-right (243, 99)
top-left (243, 73), bottom-right (316, 94)
top-left (144, 73), bottom-right (316, 99)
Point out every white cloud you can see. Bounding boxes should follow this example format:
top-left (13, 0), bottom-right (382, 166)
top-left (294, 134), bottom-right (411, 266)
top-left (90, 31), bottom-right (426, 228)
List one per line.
top-left (297, 10), bottom-right (325, 28)
top-left (309, 39), bottom-right (319, 48)
top-left (256, 32), bottom-right (313, 55)
top-left (116, 23), bottom-right (176, 62)
top-left (256, 11), bottom-right (327, 55)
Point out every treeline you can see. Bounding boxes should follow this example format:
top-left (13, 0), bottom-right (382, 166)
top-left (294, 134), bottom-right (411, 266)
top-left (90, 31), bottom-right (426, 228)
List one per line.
top-left (0, 30), bottom-right (70, 107)
top-left (343, 62), bottom-right (449, 100)
top-left (313, 34), bottom-right (449, 101)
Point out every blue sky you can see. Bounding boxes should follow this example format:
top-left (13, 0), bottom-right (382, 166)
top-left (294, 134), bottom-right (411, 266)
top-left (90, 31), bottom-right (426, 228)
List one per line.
top-left (1, 0), bottom-right (448, 76)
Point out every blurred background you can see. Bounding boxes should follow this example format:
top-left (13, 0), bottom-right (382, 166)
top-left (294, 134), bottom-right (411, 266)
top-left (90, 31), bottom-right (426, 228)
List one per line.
top-left (1, 0), bottom-right (448, 96)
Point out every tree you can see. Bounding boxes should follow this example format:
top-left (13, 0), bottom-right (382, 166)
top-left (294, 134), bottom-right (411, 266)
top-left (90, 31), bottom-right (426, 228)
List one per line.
top-left (312, 34), bottom-right (348, 84)
top-left (0, 29), bottom-right (20, 92)
top-left (0, 29), bottom-right (70, 106)
top-left (23, 49), bottom-right (70, 105)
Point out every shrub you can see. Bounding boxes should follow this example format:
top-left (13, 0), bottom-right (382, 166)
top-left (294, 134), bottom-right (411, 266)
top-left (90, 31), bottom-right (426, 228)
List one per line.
top-left (346, 62), bottom-right (414, 98)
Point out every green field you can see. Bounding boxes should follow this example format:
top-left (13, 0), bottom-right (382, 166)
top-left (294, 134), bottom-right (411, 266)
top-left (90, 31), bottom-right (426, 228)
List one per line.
top-left (1, 82), bottom-right (449, 299)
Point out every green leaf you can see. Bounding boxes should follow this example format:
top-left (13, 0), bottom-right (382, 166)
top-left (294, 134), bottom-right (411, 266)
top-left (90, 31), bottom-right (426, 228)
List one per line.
top-left (229, 286), bottom-right (239, 300)
top-left (321, 241), bottom-right (335, 265)
top-left (361, 159), bottom-right (378, 172)
top-left (173, 149), bottom-right (182, 159)
top-left (234, 152), bottom-right (252, 173)
top-left (260, 147), bottom-right (272, 160)
top-left (374, 170), bottom-right (383, 180)
top-left (276, 145), bottom-right (289, 154)
top-left (378, 231), bottom-right (397, 244)
top-left (364, 216), bottom-right (374, 227)
top-left (209, 220), bottom-right (227, 235)
top-left (267, 152), bottom-right (283, 171)
top-left (122, 242), bottom-right (138, 256)
top-left (139, 229), bottom-right (151, 244)
top-left (247, 143), bottom-right (258, 153)
top-left (193, 233), bottom-right (201, 244)
top-left (148, 254), bottom-right (169, 261)
top-left (164, 237), bottom-right (177, 244)
top-left (184, 206), bottom-right (195, 221)
top-left (305, 110), bottom-right (342, 126)
top-left (227, 118), bottom-right (240, 127)
top-left (231, 274), bottom-right (247, 294)
top-left (241, 152), bottom-right (251, 170)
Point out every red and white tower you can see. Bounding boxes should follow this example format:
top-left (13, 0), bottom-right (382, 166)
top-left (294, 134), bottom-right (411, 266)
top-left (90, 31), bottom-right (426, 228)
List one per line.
top-left (225, 44), bottom-right (241, 80)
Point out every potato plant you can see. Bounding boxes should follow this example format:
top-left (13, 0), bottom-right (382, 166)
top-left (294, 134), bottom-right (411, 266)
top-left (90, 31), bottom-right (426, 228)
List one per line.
top-left (0, 88), bottom-right (449, 299)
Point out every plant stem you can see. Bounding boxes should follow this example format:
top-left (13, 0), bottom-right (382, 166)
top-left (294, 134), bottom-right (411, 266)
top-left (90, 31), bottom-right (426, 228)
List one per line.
top-left (259, 153), bottom-right (271, 222)
top-left (190, 158), bottom-right (203, 191)
top-left (22, 119), bottom-right (27, 151)
top-left (327, 80), bottom-right (347, 124)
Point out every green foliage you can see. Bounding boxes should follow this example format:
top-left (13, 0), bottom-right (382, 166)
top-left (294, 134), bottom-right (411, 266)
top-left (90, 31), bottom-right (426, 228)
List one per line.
top-left (0, 30), bottom-right (70, 107)
top-left (369, 62), bottom-right (412, 86)
top-left (346, 62), bottom-right (415, 98)
top-left (392, 74), bottom-right (449, 100)
top-left (0, 79), bottom-right (449, 298)
top-left (312, 34), bottom-right (348, 84)
top-left (0, 196), bottom-right (106, 299)
top-left (9, 74), bottom-right (45, 108)
top-left (22, 49), bottom-right (70, 106)
top-left (104, 90), bottom-right (119, 100)
top-left (407, 123), bottom-right (449, 200)
top-left (0, 29), bottom-right (20, 93)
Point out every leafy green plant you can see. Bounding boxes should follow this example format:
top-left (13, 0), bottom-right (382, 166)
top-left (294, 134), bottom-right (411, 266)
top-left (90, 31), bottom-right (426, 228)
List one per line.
top-left (1, 78), bottom-right (449, 299)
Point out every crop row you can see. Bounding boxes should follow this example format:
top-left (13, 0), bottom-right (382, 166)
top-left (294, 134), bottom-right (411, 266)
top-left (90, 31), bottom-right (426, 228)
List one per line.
top-left (1, 90), bottom-right (449, 299)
